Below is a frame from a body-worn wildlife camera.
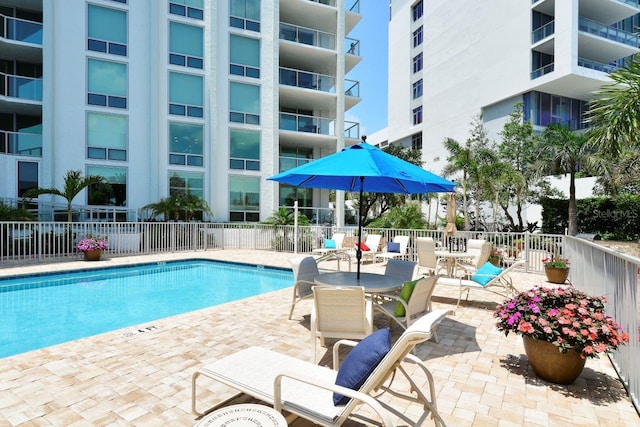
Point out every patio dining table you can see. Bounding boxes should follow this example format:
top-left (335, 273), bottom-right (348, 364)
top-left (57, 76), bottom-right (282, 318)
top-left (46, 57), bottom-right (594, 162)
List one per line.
top-left (435, 250), bottom-right (473, 277)
top-left (313, 272), bottom-right (402, 294)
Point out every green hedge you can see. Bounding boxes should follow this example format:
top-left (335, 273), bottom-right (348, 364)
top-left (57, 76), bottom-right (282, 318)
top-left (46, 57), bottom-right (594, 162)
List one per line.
top-left (541, 195), bottom-right (640, 241)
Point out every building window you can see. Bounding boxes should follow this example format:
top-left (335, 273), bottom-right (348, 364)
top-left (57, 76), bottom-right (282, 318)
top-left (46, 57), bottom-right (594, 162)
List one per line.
top-left (169, 122), bottom-right (204, 166)
top-left (279, 146), bottom-right (312, 172)
top-left (169, 22), bottom-right (203, 69)
top-left (17, 161), bottom-right (38, 197)
top-left (87, 112), bottom-right (127, 161)
top-left (229, 34), bottom-right (260, 78)
top-left (229, 0), bottom-right (260, 32)
top-left (229, 128), bottom-right (260, 170)
top-left (412, 53), bottom-right (423, 73)
top-left (87, 165), bottom-right (127, 206)
top-left (87, 4), bottom-right (127, 56)
top-left (87, 59), bottom-right (127, 108)
top-left (169, 72), bottom-right (203, 118)
top-left (169, 0), bottom-right (204, 20)
top-left (412, 1), bottom-right (423, 21)
top-left (229, 82), bottom-right (260, 124)
top-left (169, 171), bottom-right (204, 197)
top-left (523, 91), bottom-right (588, 130)
top-left (413, 26), bottom-right (423, 47)
top-left (412, 79), bottom-right (423, 99)
top-left (411, 132), bottom-right (422, 150)
top-left (413, 106), bottom-right (423, 125)
top-left (229, 176), bottom-right (260, 222)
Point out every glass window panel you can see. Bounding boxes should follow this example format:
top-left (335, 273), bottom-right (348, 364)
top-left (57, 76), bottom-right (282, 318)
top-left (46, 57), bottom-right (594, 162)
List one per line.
top-left (169, 72), bottom-right (203, 106)
top-left (230, 159), bottom-right (244, 169)
top-left (170, 154), bottom-right (186, 165)
top-left (230, 35), bottom-right (260, 67)
top-left (170, 122), bottom-right (203, 154)
top-left (108, 149), bottom-right (127, 161)
top-left (245, 0), bottom-right (260, 21)
top-left (88, 5), bottom-right (127, 44)
top-left (87, 165), bottom-right (127, 206)
top-left (88, 59), bottom-right (127, 96)
top-left (173, 0), bottom-right (203, 7)
top-left (169, 171), bottom-right (203, 197)
top-left (87, 112), bottom-right (127, 149)
top-left (88, 147), bottom-right (107, 159)
top-left (230, 128), bottom-right (260, 159)
top-left (229, 176), bottom-right (259, 211)
top-left (88, 39), bottom-right (107, 52)
top-left (170, 21), bottom-right (203, 57)
top-left (18, 161), bottom-right (38, 197)
top-left (229, 82), bottom-right (259, 114)
top-left (187, 57), bottom-right (203, 68)
top-left (187, 156), bottom-right (203, 166)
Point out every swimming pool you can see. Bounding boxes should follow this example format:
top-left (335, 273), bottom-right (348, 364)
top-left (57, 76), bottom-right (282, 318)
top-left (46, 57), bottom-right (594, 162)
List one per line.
top-left (0, 260), bottom-right (292, 358)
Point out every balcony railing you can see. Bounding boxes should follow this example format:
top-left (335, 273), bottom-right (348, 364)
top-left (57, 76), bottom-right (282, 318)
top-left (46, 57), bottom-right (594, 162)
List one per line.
top-left (0, 72), bottom-right (43, 101)
top-left (345, 80), bottom-right (359, 97)
top-left (578, 17), bottom-right (639, 48)
top-left (0, 13), bottom-right (43, 45)
top-left (532, 20), bottom-right (555, 43)
top-left (279, 112), bottom-right (334, 136)
top-left (531, 63), bottom-right (554, 79)
top-left (578, 57), bottom-right (618, 73)
top-left (346, 38), bottom-right (361, 56)
top-left (0, 131), bottom-right (42, 157)
top-left (345, 121), bottom-right (359, 139)
top-left (346, 0), bottom-right (360, 13)
top-left (279, 23), bottom-right (336, 50)
top-left (279, 67), bottom-right (336, 92)
top-left (306, 0), bottom-right (336, 6)
top-left (614, 0), bottom-right (639, 7)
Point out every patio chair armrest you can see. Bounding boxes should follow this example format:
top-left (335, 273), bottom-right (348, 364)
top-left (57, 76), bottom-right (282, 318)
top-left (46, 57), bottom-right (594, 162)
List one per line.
top-left (273, 372), bottom-right (395, 427)
top-left (332, 339), bottom-right (360, 370)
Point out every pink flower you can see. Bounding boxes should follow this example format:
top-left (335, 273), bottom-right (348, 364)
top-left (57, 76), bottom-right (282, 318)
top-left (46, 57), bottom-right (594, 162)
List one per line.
top-left (517, 321), bottom-right (534, 334)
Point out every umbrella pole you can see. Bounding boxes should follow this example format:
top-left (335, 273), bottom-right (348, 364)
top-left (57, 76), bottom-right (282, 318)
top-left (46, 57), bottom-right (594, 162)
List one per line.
top-left (356, 177), bottom-right (364, 280)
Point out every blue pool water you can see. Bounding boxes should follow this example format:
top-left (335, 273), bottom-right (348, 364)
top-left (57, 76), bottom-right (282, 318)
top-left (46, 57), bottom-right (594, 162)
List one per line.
top-left (0, 260), bottom-right (292, 358)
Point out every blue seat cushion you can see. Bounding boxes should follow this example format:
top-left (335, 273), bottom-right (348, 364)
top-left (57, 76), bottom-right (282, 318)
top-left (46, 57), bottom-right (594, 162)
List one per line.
top-left (324, 239), bottom-right (336, 249)
top-left (387, 242), bottom-right (401, 253)
top-left (333, 328), bottom-right (391, 406)
top-left (471, 262), bottom-right (503, 286)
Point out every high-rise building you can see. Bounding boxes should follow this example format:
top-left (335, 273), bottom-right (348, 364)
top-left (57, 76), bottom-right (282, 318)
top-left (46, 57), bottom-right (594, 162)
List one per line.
top-left (370, 0), bottom-right (639, 225)
top-left (373, 0), bottom-right (639, 192)
top-left (0, 0), bottom-right (362, 222)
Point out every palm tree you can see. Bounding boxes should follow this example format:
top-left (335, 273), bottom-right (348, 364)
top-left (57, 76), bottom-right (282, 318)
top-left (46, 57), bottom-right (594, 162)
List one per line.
top-left (539, 124), bottom-right (593, 236)
top-left (442, 137), bottom-right (472, 230)
top-left (24, 170), bottom-right (106, 222)
top-left (587, 54), bottom-right (640, 157)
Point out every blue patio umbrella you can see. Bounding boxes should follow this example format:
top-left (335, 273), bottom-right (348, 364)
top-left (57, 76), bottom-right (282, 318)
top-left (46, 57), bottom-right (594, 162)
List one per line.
top-left (268, 140), bottom-right (456, 278)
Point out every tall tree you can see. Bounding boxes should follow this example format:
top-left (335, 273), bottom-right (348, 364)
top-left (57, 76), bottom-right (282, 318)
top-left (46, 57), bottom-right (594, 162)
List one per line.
top-left (539, 124), bottom-right (593, 236)
top-left (24, 170), bottom-right (106, 222)
top-left (587, 54), bottom-right (640, 157)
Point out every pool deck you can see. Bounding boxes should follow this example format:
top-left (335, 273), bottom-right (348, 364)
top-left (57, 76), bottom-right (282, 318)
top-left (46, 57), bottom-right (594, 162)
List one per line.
top-left (0, 250), bottom-right (638, 426)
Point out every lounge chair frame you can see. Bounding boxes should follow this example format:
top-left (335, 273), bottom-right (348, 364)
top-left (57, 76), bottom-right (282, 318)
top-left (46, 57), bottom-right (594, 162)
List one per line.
top-left (192, 309), bottom-right (452, 426)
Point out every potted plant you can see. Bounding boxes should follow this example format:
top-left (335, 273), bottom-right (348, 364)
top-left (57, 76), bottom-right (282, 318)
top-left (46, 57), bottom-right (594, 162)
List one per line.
top-left (542, 256), bottom-right (570, 283)
top-left (76, 235), bottom-right (108, 261)
top-left (494, 286), bottom-right (629, 384)
top-left (488, 247), bottom-right (503, 267)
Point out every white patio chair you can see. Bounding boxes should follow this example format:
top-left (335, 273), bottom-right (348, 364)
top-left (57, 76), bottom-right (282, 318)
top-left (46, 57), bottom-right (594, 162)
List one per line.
top-left (375, 235), bottom-right (410, 263)
top-left (288, 256), bottom-right (320, 320)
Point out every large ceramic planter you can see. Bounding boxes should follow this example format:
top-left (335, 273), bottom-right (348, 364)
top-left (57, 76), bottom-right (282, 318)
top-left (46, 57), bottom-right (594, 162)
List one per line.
top-left (544, 266), bottom-right (569, 284)
top-left (83, 249), bottom-right (103, 261)
top-left (523, 336), bottom-right (586, 384)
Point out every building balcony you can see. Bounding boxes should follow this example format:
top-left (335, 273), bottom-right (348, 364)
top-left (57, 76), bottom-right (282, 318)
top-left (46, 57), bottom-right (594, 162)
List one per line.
top-left (0, 72), bottom-right (42, 102)
top-left (531, 63), bottom-right (554, 79)
top-left (279, 67), bottom-right (336, 93)
top-left (532, 20), bottom-right (554, 44)
top-left (579, 17), bottom-right (639, 48)
top-left (279, 112), bottom-right (334, 136)
top-left (578, 17), bottom-right (639, 64)
top-left (279, 22), bottom-right (336, 50)
top-left (0, 13), bottom-right (42, 45)
top-left (577, 57), bottom-right (618, 74)
top-left (0, 130), bottom-right (42, 157)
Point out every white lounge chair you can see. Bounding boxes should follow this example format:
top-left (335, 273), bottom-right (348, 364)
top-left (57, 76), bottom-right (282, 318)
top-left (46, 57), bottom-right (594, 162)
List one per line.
top-left (455, 241), bottom-right (491, 278)
top-left (437, 260), bottom-right (525, 308)
top-left (311, 286), bottom-right (373, 363)
top-left (288, 256), bottom-right (320, 320)
top-left (351, 234), bottom-right (382, 264)
top-left (192, 309), bottom-right (453, 426)
top-left (313, 232), bottom-right (346, 256)
top-left (375, 235), bottom-right (410, 263)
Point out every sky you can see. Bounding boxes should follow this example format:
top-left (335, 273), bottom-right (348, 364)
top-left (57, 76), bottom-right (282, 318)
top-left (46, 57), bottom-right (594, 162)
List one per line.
top-left (345, 2), bottom-right (389, 138)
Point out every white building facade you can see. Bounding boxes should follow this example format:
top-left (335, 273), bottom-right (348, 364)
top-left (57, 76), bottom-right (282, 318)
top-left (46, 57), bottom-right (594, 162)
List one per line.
top-left (0, 0), bottom-right (362, 222)
top-left (371, 0), bottom-right (639, 227)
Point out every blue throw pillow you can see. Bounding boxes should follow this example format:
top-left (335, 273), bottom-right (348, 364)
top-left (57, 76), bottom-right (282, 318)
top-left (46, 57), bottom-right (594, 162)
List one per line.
top-left (471, 262), bottom-right (503, 286)
top-left (324, 239), bottom-right (336, 249)
top-left (333, 328), bottom-right (391, 406)
top-left (387, 242), bottom-right (401, 253)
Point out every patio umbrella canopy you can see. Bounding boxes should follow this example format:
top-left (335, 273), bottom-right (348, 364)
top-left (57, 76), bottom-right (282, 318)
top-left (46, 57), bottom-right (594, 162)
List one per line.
top-left (268, 140), bottom-right (456, 278)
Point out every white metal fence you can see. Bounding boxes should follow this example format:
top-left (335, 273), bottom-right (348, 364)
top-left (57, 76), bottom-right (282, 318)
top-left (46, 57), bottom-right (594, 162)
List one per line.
top-left (565, 236), bottom-right (640, 414)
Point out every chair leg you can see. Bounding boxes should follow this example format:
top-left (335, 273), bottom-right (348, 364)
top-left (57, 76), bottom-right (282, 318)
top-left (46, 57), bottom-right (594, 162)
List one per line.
top-left (288, 287), bottom-right (298, 320)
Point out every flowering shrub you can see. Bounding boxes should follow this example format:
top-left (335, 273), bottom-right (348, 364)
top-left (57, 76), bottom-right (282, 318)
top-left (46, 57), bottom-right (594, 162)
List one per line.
top-left (542, 256), bottom-right (570, 269)
top-left (494, 286), bottom-right (629, 358)
top-left (489, 247), bottom-right (503, 261)
top-left (76, 236), bottom-right (108, 252)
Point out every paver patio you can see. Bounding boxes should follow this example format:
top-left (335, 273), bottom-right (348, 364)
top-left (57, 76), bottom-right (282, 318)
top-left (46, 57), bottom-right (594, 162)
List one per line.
top-left (0, 250), bottom-right (638, 426)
